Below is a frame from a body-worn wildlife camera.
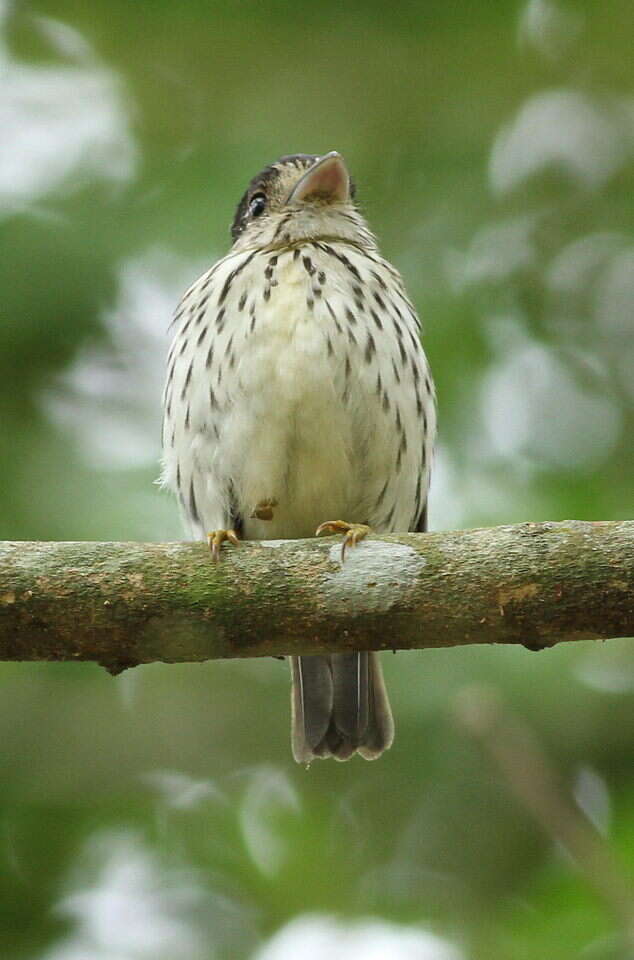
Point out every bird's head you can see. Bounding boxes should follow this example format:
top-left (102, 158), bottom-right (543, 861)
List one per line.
top-left (230, 152), bottom-right (376, 252)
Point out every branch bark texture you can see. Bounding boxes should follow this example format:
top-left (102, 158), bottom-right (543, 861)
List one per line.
top-left (0, 521), bottom-right (632, 673)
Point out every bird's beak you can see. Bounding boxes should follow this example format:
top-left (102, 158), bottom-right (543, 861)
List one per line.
top-left (287, 151), bottom-right (350, 204)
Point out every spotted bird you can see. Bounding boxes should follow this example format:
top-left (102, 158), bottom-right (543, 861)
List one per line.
top-left (161, 152), bottom-right (437, 762)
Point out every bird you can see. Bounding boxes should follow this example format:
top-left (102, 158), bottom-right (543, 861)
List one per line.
top-left (161, 151), bottom-right (436, 762)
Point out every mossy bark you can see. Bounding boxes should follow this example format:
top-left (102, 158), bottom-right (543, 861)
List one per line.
top-left (0, 521), bottom-right (632, 673)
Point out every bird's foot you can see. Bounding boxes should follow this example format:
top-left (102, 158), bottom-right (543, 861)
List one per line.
top-left (315, 520), bottom-right (371, 563)
top-left (207, 529), bottom-right (239, 563)
top-left (250, 498), bottom-right (278, 521)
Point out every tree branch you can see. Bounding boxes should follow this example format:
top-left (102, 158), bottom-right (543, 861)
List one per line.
top-left (0, 521), bottom-right (632, 673)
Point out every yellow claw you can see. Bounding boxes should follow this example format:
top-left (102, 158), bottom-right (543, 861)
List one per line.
top-left (315, 520), bottom-right (371, 563)
top-left (207, 529), bottom-right (239, 563)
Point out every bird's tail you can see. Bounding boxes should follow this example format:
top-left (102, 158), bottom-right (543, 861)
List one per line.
top-left (290, 652), bottom-right (394, 762)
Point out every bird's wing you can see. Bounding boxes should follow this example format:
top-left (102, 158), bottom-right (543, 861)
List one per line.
top-left (312, 241), bottom-right (436, 534)
top-left (161, 251), bottom-right (255, 538)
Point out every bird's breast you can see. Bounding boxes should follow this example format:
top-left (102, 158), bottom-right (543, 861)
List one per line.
top-left (164, 241), bottom-right (434, 541)
top-left (226, 253), bottom-right (356, 538)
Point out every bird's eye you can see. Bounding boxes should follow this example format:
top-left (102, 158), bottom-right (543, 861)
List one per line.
top-left (248, 193), bottom-right (266, 218)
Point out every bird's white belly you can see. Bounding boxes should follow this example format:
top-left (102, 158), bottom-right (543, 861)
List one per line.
top-left (238, 328), bottom-right (353, 539)
top-left (196, 289), bottom-right (357, 539)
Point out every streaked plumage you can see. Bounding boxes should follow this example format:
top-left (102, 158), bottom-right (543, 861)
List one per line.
top-left (161, 152), bottom-right (436, 761)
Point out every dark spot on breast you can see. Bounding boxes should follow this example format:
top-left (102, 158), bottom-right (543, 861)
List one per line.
top-left (196, 293), bottom-right (209, 326)
top-left (317, 270), bottom-right (326, 285)
top-left (205, 344), bottom-right (214, 369)
top-left (264, 287), bottom-right (271, 301)
top-left (325, 300), bottom-right (342, 333)
top-left (185, 403), bottom-right (191, 430)
top-left (371, 309), bottom-right (383, 330)
top-left (196, 325), bottom-right (207, 347)
top-left (392, 358), bottom-right (401, 384)
top-left (216, 308), bottom-right (225, 329)
top-left (218, 272), bottom-right (234, 306)
top-left (364, 332), bottom-right (376, 363)
top-left (372, 270), bottom-right (388, 290)
top-left (188, 477), bottom-right (201, 525)
top-left (264, 265), bottom-right (274, 280)
top-left (180, 360), bottom-right (194, 400)
top-left (341, 253), bottom-right (361, 280)
top-left (307, 297), bottom-right (314, 310)
top-left (238, 291), bottom-right (247, 311)
top-left (345, 307), bottom-right (356, 325)
top-left (374, 292), bottom-right (386, 310)
top-left (209, 385), bottom-right (218, 409)
top-left (302, 255), bottom-right (315, 276)
top-left (218, 250), bottom-right (258, 306)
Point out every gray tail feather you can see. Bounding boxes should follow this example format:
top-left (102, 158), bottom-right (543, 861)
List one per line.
top-left (290, 652), bottom-right (394, 763)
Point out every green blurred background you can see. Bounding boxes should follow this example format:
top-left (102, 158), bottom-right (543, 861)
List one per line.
top-left (1, 0), bottom-right (633, 957)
